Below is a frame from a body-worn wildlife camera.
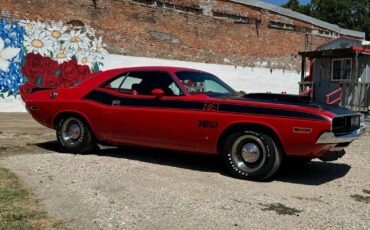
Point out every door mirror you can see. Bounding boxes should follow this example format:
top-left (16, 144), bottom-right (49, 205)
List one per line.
top-left (151, 88), bottom-right (165, 98)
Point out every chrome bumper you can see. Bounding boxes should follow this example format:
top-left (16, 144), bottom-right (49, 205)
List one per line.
top-left (317, 122), bottom-right (366, 144)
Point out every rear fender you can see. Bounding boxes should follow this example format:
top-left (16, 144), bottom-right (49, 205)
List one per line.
top-left (53, 110), bottom-right (98, 139)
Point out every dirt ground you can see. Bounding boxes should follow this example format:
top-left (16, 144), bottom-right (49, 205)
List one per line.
top-left (0, 113), bottom-right (369, 230)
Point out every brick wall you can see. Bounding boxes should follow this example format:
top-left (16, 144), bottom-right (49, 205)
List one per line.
top-left (1, 0), bottom-right (335, 70)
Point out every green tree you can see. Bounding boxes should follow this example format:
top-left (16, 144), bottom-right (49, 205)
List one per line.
top-left (282, 0), bottom-right (370, 39)
top-left (310, 0), bottom-right (353, 28)
top-left (282, 0), bottom-right (301, 11)
top-left (282, 0), bottom-right (311, 15)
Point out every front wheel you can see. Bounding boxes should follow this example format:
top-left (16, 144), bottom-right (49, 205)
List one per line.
top-left (56, 116), bottom-right (96, 153)
top-left (223, 130), bottom-right (282, 181)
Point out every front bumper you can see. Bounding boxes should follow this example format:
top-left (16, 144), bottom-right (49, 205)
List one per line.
top-left (317, 122), bottom-right (366, 144)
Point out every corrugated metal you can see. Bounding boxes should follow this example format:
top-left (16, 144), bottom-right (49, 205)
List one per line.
top-left (230, 0), bottom-right (365, 39)
top-left (317, 37), bottom-right (362, 51)
top-left (340, 28), bottom-right (365, 38)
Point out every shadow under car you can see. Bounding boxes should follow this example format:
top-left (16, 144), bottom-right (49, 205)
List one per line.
top-left (36, 141), bottom-right (351, 185)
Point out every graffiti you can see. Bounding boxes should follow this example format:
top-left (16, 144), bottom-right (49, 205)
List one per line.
top-left (0, 18), bottom-right (25, 98)
top-left (19, 54), bottom-right (94, 101)
top-left (0, 18), bottom-right (108, 101)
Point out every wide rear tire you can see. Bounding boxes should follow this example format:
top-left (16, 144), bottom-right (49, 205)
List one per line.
top-left (56, 116), bottom-right (96, 154)
top-left (223, 130), bottom-right (282, 181)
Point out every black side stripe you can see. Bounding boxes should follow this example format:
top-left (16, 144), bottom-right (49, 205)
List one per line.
top-left (84, 90), bottom-right (198, 109)
top-left (218, 104), bottom-right (325, 121)
top-left (83, 90), bottom-right (327, 121)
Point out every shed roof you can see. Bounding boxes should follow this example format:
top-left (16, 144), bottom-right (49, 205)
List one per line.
top-left (316, 37), bottom-right (363, 50)
top-left (230, 0), bottom-right (365, 39)
top-left (299, 47), bottom-right (370, 58)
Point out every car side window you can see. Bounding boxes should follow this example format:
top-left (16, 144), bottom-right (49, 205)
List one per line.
top-left (126, 71), bottom-right (183, 96)
top-left (103, 71), bottom-right (184, 96)
top-left (104, 75), bottom-right (126, 90)
top-left (168, 82), bottom-right (181, 96)
top-left (119, 76), bottom-right (142, 94)
top-left (102, 73), bottom-right (139, 95)
top-left (204, 80), bottom-right (230, 94)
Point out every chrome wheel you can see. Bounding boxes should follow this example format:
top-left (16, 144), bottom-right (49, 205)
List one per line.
top-left (231, 134), bottom-right (267, 173)
top-left (241, 142), bottom-right (261, 163)
top-left (61, 117), bottom-right (84, 145)
top-left (224, 130), bottom-right (282, 180)
top-left (56, 116), bottom-right (97, 154)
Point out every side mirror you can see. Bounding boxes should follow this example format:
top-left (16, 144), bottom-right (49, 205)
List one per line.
top-left (362, 40), bottom-right (370, 46)
top-left (151, 88), bottom-right (165, 98)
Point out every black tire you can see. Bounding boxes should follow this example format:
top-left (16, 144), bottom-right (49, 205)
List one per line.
top-left (223, 130), bottom-right (282, 181)
top-left (56, 116), bottom-right (96, 153)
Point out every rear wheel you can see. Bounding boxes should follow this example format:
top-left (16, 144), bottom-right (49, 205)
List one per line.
top-left (223, 130), bottom-right (282, 181)
top-left (56, 116), bottom-right (96, 153)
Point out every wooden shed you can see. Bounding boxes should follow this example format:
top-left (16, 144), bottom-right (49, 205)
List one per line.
top-left (299, 37), bottom-right (370, 113)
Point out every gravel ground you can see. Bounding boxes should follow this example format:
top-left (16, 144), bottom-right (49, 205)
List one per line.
top-left (0, 113), bottom-right (369, 230)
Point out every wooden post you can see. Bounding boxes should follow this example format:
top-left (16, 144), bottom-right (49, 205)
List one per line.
top-left (354, 53), bottom-right (360, 110)
top-left (355, 52), bottom-right (359, 81)
top-left (300, 56), bottom-right (306, 93)
top-left (301, 56), bottom-right (306, 82)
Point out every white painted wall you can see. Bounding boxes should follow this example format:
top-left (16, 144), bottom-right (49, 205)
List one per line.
top-left (0, 54), bottom-right (300, 112)
top-left (0, 96), bottom-right (25, 112)
top-left (103, 55), bottom-right (300, 94)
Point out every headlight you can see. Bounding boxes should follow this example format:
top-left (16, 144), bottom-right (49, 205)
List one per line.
top-left (351, 116), bottom-right (360, 129)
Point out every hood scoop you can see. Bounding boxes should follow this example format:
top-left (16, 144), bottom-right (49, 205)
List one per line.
top-left (242, 93), bottom-right (312, 104)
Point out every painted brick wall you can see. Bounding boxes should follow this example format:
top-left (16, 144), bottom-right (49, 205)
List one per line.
top-left (1, 0), bottom-right (334, 70)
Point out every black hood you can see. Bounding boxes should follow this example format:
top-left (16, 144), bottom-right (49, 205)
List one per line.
top-left (220, 93), bottom-right (357, 117)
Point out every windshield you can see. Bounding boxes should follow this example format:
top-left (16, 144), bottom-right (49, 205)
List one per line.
top-left (176, 71), bottom-right (236, 96)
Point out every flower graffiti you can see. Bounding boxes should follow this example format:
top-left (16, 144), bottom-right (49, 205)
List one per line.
top-left (19, 54), bottom-right (93, 101)
top-left (20, 20), bottom-right (107, 70)
top-left (0, 18), bottom-right (108, 101)
top-left (19, 20), bottom-right (108, 101)
top-left (0, 18), bottom-right (25, 98)
top-left (0, 38), bottom-right (21, 72)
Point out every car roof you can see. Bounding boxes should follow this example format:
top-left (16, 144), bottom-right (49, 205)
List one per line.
top-left (83, 66), bottom-right (209, 88)
top-left (107, 66), bottom-right (207, 73)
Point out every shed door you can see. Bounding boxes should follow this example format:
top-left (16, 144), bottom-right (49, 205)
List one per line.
top-left (313, 58), bottom-right (350, 104)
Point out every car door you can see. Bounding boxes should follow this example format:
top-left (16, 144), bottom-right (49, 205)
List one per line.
top-left (96, 71), bottom-right (196, 151)
top-left (90, 72), bottom-right (145, 145)
top-left (127, 71), bottom-right (196, 151)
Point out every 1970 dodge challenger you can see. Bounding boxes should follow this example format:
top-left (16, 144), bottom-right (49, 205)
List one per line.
top-left (25, 67), bottom-right (365, 180)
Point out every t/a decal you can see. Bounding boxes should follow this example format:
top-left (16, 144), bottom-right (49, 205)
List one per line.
top-left (198, 120), bottom-right (218, 129)
top-left (203, 102), bottom-right (219, 111)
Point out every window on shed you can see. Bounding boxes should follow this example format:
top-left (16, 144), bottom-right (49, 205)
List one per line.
top-left (332, 58), bottom-right (352, 81)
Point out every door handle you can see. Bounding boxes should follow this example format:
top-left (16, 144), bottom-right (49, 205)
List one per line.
top-left (112, 100), bottom-right (121, 106)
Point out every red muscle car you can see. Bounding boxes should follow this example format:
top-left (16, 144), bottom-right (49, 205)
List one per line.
top-left (25, 67), bottom-right (365, 180)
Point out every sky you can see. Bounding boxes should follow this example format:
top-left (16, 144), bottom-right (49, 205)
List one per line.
top-left (263, 0), bottom-right (310, 6)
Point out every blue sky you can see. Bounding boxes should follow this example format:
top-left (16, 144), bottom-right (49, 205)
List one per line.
top-left (263, 0), bottom-right (310, 5)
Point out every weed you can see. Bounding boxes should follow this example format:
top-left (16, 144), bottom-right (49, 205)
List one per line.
top-left (0, 167), bottom-right (64, 229)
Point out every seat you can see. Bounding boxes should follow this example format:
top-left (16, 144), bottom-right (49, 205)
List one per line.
top-left (131, 83), bottom-right (140, 95)
top-left (164, 87), bottom-right (175, 96)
